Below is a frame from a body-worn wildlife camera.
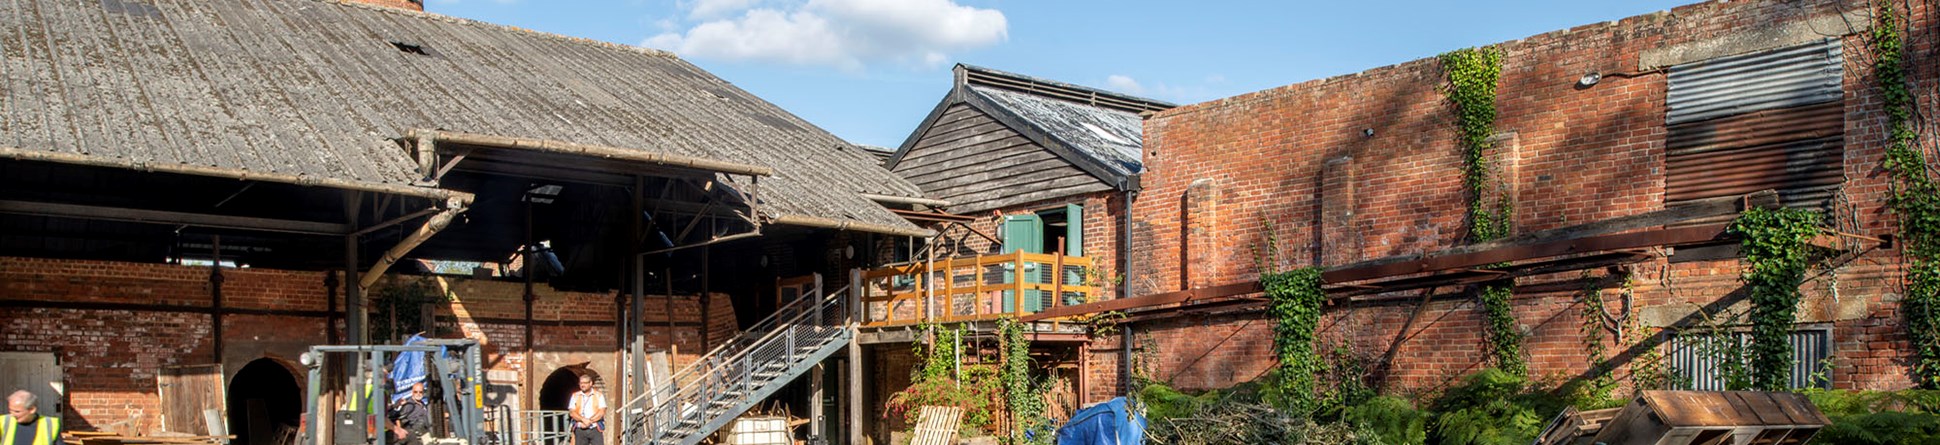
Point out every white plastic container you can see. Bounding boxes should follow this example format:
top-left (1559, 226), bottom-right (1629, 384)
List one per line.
top-left (723, 417), bottom-right (790, 445)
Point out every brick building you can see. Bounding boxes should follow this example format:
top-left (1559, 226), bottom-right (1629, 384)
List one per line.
top-left (852, 65), bottom-right (1172, 441)
top-left (0, 0), bottom-right (929, 444)
top-left (1073, 0), bottom-right (1932, 401)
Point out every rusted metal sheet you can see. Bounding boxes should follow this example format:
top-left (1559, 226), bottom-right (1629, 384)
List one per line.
top-left (1666, 39), bottom-right (1842, 125)
top-left (1666, 101), bottom-right (1844, 209)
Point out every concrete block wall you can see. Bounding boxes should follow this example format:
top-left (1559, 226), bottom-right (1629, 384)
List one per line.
top-left (1097, 0), bottom-right (1928, 397)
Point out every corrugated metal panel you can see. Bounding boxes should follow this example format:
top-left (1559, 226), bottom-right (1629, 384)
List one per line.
top-left (1667, 39), bottom-right (1843, 125)
top-left (1667, 329), bottom-right (1830, 390)
top-left (1665, 101), bottom-right (1844, 210)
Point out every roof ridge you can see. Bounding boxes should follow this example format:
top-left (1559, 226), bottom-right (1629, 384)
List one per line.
top-left (314, 0), bottom-right (679, 60)
top-left (957, 64), bottom-right (1175, 113)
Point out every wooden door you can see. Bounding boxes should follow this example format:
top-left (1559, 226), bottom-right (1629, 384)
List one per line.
top-left (0, 352), bottom-right (63, 416)
top-left (158, 364), bottom-right (225, 435)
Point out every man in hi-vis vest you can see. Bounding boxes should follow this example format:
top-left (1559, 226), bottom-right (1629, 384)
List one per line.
top-left (4, 390), bottom-right (60, 445)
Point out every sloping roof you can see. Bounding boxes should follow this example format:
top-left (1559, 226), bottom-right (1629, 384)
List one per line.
top-left (888, 65), bottom-right (1173, 192)
top-left (0, 0), bottom-right (921, 232)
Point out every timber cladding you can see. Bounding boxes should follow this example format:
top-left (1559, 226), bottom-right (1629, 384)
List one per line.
top-left (0, 256), bottom-right (736, 433)
top-left (1109, 0), bottom-right (1926, 396)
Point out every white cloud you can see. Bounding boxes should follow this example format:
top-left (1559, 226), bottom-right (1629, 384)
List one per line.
top-left (1105, 75), bottom-right (1145, 94)
top-left (687, 0), bottom-right (760, 19)
top-left (645, 0), bottom-right (1007, 70)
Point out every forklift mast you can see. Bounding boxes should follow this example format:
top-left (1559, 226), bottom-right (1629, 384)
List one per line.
top-left (299, 339), bottom-right (487, 445)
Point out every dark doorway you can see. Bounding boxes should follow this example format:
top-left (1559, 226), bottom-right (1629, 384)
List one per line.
top-left (538, 366), bottom-right (603, 437)
top-left (227, 358), bottom-right (303, 445)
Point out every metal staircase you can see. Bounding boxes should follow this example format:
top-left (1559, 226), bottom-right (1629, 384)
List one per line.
top-left (620, 287), bottom-right (852, 445)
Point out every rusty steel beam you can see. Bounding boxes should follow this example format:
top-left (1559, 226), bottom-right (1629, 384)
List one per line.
top-left (1321, 224), bottom-right (1731, 283)
top-left (1026, 224), bottom-right (1735, 322)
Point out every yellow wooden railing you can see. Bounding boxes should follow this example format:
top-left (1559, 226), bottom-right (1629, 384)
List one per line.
top-left (858, 251), bottom-right (1102, 327)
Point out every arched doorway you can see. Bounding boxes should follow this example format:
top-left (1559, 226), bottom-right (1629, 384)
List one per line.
top-left (227, 358), bottom-right (303, 445)
top-left (538, 366), bottom-right (603, 439)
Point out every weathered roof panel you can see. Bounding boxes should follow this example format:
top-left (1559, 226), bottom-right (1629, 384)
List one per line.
top-left (968, 85), bottom-right (1147, 179)
top-left (1, 0), bottom-right (920, 230)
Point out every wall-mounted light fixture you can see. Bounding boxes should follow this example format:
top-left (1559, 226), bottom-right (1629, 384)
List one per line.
top-left (1578, 71), bottom-right (1602, 87)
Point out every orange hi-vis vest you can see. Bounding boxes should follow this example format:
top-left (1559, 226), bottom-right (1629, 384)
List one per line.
top-left (1, 414), bottom-right (61, 445)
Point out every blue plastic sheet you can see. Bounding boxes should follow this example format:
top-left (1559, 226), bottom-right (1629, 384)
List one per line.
top-left (388, 334), bottom-right (429, 404)
top-left (1054, 397), bottom-right (1146, 445)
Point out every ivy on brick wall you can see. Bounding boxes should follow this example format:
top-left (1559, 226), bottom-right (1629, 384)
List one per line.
top-left (1872, 3), bottom-right (1940, 390)
top-left (999, 318), bottom-right (1051, 444)
top-left (1441, 46), bottom-right (1526, 376)
top-left (1263, 267), bottom-right (1326, 414)
top-left (1728, 207), bottom-right (1823, 391)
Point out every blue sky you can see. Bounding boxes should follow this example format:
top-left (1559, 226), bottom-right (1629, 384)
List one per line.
top-left (427, 0), bottom-right (1694, 149)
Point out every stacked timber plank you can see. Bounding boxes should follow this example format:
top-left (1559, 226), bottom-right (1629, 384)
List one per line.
top-left (909, 406), bottom-right (964, 445)
top-left (64, 431), bottom-right (230, 445)
top-left (1538, 391), bottom-right (1827, 445)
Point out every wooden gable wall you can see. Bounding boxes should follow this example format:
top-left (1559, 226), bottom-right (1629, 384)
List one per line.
top-left (892, 103), bottom-right (1112, 213)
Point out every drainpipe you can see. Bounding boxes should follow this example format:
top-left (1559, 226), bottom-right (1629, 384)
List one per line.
top-left (1120, 186), bottom-right (1137, 397)
top-left (357, 196), bottom-right (473, 290)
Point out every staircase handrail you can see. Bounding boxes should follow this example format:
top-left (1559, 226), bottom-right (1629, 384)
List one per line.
top-left (620, 287), bottom-right (850, 444)
top-left (622, 287), bottom-right (835, 410)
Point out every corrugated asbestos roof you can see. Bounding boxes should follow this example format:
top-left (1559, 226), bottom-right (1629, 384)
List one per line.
top-left (0, 0), bottom-right (921, 231)
top-left (968, 86), bottom-right (1146, 179)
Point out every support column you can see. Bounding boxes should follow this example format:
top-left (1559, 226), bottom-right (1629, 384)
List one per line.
top-left (211, 236), bottom-right (225, 365)
top-left (810, 364), bottom-right (826, 444)
top-left (701, 245), bottom-right (712, 351)
top-left (846, 269), bottom-right (863, 445)
top-left (630, 176), bottom-right (647, 400)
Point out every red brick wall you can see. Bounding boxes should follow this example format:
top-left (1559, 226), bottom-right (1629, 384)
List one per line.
top-left (0, 256), bottom-right (734, 434)
top-left (1110, 0), bottom-right (1926, 397)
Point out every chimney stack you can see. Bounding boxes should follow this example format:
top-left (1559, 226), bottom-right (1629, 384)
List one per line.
top-left (342, 0), bottom-right (423, 11)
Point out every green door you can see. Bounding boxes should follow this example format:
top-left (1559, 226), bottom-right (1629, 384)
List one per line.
top-left (1001, 214), bottom-right (1042, 313)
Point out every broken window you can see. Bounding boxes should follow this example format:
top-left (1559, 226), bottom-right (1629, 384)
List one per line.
top-left (1665, 39), bottom-right (1844, 213)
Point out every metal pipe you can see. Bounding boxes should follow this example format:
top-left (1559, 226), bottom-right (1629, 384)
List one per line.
top-left (636, 231), bottom-right (762, 256)
top-left (769, 214), bottom-right (936, 238)
top-left (416, 129), bottom-right (775, 177)
top-left (859, 193), bottom-right (951, 208)
top-left (358, 197), bottom-right (472, 290)
top-left (1121, 188), bottom-right (1137, 397)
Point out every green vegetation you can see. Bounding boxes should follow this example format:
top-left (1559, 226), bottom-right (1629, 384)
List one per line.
top-left (1727, 207), bottom-right (1823, 390)
top-left (1264, 267), bottom-right (1328, 414)
top-left (1869, 3), bottom-right (1940, 390)
top-left (1440, 46), bottom-right (1524, 376)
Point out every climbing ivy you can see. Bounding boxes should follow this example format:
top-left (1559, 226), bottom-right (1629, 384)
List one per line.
top-left (1872, 3), bottom-right (1940, 390)
top-left (1728, 207), bottom-right (1823, 391)
top-left (1441, 46), bottom-right (1525, 376)
top-left (1263, 267), bottom-right (1326, 414)
top-left (998, 318), bottom-right (1050, 444)
top-left (1574, 270), bottom-right (1617, 407)
top-left (916, 323), bottom-right (963, 381)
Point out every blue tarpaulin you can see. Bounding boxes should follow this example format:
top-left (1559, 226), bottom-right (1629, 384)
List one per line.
top-left (1055, 397), bottom-right (1146, 445)
top-left (388, 334), bottom-right (429, 404)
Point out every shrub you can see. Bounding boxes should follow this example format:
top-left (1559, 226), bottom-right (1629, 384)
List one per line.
top-left (1427, 368), bottom-right (1565, 445)
top-left (1343, 396), bottom-right (1427, 445)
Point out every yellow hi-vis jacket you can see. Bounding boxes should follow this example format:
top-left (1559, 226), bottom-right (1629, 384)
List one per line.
top-left (1, 414), bottom-right (61, 445)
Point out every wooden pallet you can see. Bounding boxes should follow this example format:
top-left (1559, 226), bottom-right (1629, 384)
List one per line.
top-left (909, 406), bottom-right (964, 445)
